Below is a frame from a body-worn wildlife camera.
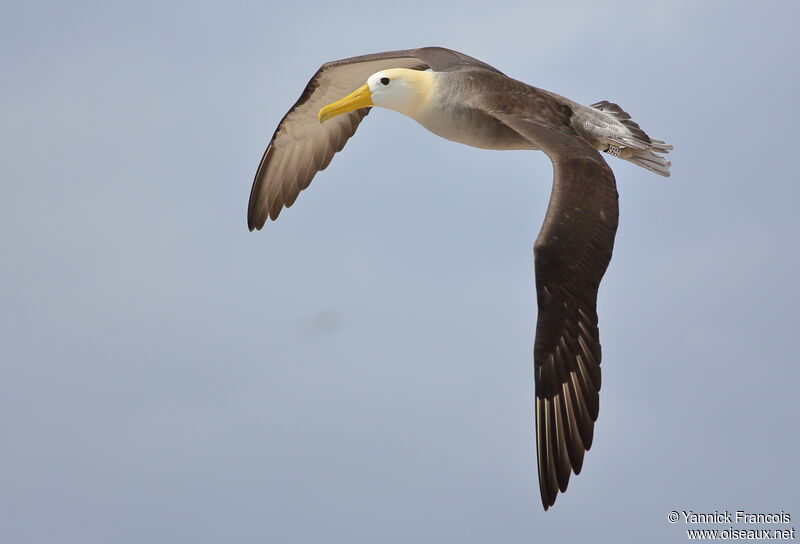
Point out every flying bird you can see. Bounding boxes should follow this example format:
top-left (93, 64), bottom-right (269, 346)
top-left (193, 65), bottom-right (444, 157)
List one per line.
top-left (247, 47), bottom-right (672, 510)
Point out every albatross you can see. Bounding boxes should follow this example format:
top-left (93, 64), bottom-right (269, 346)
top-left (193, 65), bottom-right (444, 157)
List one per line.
top-left (247, 47), bottom-right (672, 510)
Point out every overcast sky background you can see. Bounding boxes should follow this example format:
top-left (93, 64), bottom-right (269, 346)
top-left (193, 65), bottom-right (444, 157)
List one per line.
top-left (2, 1), bottom-right (798, 542)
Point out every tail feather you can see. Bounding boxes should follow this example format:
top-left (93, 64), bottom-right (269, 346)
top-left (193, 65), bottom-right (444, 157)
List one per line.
top-left (649, 138), bottom-right (673, 153)
top-left (586, 100), bottom-right (673, 177)
top-left (621, 148), bottom-right (672, 177)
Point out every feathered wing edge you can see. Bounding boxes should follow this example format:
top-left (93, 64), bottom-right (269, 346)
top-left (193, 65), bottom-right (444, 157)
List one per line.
top-left (247, 47), bottom-right (503, 229)
top-left (487, 110), bottom-right (619, 510)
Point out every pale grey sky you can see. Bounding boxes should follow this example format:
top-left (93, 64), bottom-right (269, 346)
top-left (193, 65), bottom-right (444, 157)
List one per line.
top-left (1, 1), bottom-right (798, 542)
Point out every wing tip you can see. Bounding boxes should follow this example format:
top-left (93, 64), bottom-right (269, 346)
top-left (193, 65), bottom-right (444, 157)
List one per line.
top-left (247, 204), bottom-right (264, 231)
top-left (247, 209), bottom-right (270, 231)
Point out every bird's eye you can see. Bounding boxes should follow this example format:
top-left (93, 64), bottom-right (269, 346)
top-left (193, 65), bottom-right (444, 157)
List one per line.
top-left (380, 77), bottom-right (390, 85)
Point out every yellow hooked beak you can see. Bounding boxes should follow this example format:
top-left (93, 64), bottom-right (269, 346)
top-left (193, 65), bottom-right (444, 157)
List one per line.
top-left (318, 83), bottom-right (373, 123)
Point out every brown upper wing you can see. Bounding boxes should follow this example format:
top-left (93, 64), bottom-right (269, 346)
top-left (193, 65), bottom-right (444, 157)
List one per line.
top-left (472, 85), bottom-right (619, 510)
top-left (247, 47), bottom-right (503, 230)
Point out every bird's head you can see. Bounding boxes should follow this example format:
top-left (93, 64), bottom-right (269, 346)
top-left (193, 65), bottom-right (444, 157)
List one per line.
top-left (318, 68), bottom-right (435, 123)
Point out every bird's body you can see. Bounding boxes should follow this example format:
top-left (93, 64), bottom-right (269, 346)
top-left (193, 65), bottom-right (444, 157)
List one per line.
top-left (397, 71), bottom-right (537, 150)
top-left (247, 47), bottom-right (672, 510)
